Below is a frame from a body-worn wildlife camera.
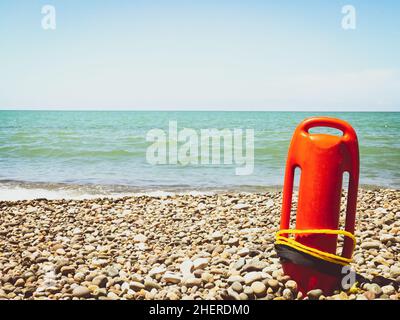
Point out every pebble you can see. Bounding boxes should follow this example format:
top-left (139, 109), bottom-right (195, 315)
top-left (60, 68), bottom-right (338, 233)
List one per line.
top-left (180, 260), bottom-right (194, 278)
top-left (162, 273), bottom-right (182, 284)
top-left (211, 231), bottom-right (223, 241)
top-left (285, 280), bottom-right (298, 293)
top-left (360, 241), bottom-right (381, 250)
top-left (107, 266), bottom-right (119, 278)
top-left (239, 293), bottom-right (248, 300)
top-left (231, 282), bottom-right (243, 293)
top-left (92, 275), bottom-right (108, 288)
top-left (149, 266), bottom-right (166, 277)
top-left (167, 292), bottom-right (180, 300)
top-left (184, 278), bottom-right (202, 288)
top-left (135, 243), bottom-right (147, 251)
top-left (121, 282), bottom-right (130, 293)
top-left (232, 203), bottom-right (250, 210)
top-left (282, 288), bottom-right (294, 300)
top-left (243, 286), bottom-right (253, 295)
top-left (266, 279), bottom-right (280, 291)
top-left (55, 248), bottom-right (66, 255)
top-left (367, 283), bottom-right (382, 296)
top-left (133, 234), bottom-right (147, 243)
top-left (265, 199), bottom-right (274, 208)
top-left (227, 275), bottom-right (245, 284)
top-left (130, 281), bottom-right (145, 291)
top-left (251, 281), bottom-right (267, 297)
top-left (14, 279), bottom-right (25, 287)
top-left (237, 248), bottom-right (250, 257)
top-left (107, 292), bottom-right (119, 300)
top-left (244, 272), bottom-right (263, 285)
top-left (364, 291), bottom-right (375, 300)
top-left (201, 272), bottom-right (213, 283)
top-left (60, 266), bottom-right (75, 276)
top-left (380, 234), bottom-right (396, 243)
top-left (0, 189), bottom-right (398, 301)
top-left (227, 287), bottom-right (241, 300)
top-left (381, 285), bottom-right (395, 296)
top-left (242, 259), bottom-right (268, 272)
top-left (193, 258), bottom-right (209, 270)
top-left (26, 206), bottom-right (37, 214)
top-left (390, 266), bottom-right (400, 278)
top-left (72, 286), bottom-right (91, 298)
top-left (307, 289), bottom-right (323, 300)
top-left (144, 280), bottom-right (161, 290)
top-left (226, 238), bottom-right (240, 246)
top-left (338, 292), bottom-right (348, 300)
top-left (374, 207), bottom-right (387, 214)
top-left (232, 258), bottom-right (245, 270)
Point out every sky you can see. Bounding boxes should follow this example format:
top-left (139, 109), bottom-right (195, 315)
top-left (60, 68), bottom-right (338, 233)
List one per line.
top-left (0, 0), bottom-right (399, 111)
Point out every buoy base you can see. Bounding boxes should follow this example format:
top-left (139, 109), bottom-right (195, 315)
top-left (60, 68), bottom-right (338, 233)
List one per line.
top-left (282, 262), bottom-right (341, 296)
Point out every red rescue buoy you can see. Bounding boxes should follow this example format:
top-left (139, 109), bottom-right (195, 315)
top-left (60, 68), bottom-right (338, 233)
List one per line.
top-left (277, 117), bottom-right (359, 295)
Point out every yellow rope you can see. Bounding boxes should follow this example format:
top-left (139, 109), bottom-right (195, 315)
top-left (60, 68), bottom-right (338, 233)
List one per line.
top-left (275, 229), bottom-right (356, 266)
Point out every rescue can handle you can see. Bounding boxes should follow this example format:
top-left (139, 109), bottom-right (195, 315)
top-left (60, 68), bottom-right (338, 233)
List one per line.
top-left (281, 117), bottom-right (359, 259)
top-left (298, 117), bottom-right (357, 141)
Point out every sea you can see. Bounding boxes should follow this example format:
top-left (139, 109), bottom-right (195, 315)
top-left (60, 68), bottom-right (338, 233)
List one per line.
top-left (0, 111), bottom-right (399, 200)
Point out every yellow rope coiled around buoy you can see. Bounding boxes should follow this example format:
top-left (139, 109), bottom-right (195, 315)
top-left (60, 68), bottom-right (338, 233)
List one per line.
top-left (275, 229), bottom-right (356, 266)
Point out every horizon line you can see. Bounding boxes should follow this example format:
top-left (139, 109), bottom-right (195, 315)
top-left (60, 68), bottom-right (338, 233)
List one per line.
top-left (0, 108), bottom-right (399, 112)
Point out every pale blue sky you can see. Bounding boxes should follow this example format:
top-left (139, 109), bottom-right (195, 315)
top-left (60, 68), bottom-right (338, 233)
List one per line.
top-left (0, 0), bottom-right (399, 110)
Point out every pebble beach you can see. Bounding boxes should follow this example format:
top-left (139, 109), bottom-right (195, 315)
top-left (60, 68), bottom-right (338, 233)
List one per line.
top-left (0, 188), bottom-right (399, 300)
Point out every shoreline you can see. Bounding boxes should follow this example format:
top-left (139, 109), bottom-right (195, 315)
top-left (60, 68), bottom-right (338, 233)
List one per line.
top-left (0, 180), bottom-right (397, 201)
top-left (0, 188), bottom-right (399, 300)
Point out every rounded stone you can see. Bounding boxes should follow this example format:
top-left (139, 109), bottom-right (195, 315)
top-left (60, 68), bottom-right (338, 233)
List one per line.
top-left (285, 280), bottom-right (298, 293)
top-left (92, 275), bottom-right (108, 288)
top-left (381, 285), bottom-right (395, 296)
top-left (244, 272), bottom-right (263, 285)
top-left (364, 291), bottom-right (375, 300)
top-left (251, 281), bottom-right (267, 297)
top-left (307, 289), bottom-right (323, 300)
top-left (184, 278), bottom-right (202, 288)
top-left (266, 279), bottom-right (279, 291)
top-left (162, 273), bottom-right (181, 284)
top-left (72, 286), bottom-right (91, 298)
top-left (107, 292), bottom-right (119, 300)
top-left (231, 281), bottom-right (243, 293)
top-left (239, 293), bottom-right (249, 300)
top-left (283, 288), bottom-right (294, 300)
top-left (368, 284), bottom-right (382, 296)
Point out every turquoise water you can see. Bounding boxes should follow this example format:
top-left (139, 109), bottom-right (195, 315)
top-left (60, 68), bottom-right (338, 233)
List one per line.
top-left (0, 111), bottom-right (399, 196)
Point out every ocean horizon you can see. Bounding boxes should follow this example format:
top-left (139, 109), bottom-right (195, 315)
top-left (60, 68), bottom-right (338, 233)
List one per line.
top-left (0, 110), bottom-right (399, 200)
